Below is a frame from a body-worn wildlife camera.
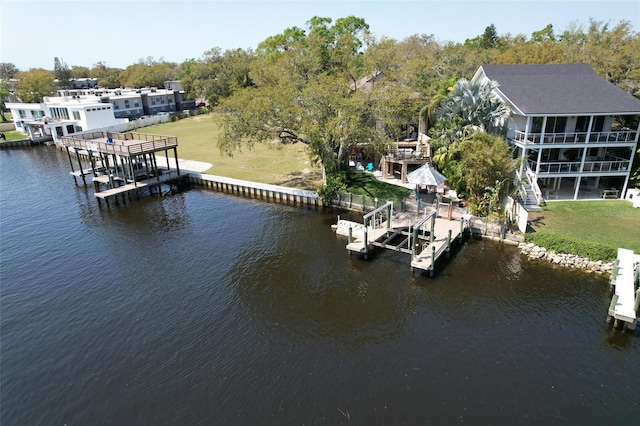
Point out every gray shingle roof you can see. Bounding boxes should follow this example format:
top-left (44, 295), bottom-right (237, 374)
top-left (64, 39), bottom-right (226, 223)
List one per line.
top-left (480, 63), bottom-right (640, 115)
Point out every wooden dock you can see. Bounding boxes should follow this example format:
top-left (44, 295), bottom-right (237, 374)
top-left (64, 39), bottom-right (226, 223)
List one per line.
top-left (94, 172), bottom-right (179, 200)
top-left (410, 217), bottom-right (463, 274)
top-left (59, 130), bottom-right (184, 206)
top-left (339, 205), bottom-right (467, 276)
top-left (608, 248), bottom-right (640, 331)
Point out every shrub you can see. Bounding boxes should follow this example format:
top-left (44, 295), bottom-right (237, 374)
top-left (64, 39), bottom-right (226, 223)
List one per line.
top-left (317, 171), bottom-right (348, 206)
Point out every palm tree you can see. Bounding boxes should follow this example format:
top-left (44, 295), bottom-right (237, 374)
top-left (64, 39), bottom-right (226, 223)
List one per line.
top-left (433, 78), bottom-right (510, 138)
top-left (419, 76), bottom-right (456, 134)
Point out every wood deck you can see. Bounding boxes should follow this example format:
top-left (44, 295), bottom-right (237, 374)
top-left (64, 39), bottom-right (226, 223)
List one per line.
top-left (60, 131), bottom-right (177, 158)
top-left (609, 248), bottom-right (640, 324)
top-left (94, 172), bottom-right (178, 199)
top-left (341, 213), bottom-right (466, 275)
top-left (345, 224), bottom-right (389, 254)
top-left (410, 218), bottom-right (462, 273)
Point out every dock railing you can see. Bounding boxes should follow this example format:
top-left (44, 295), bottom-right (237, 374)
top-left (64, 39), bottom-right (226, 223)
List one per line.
top-left (60, 131), bottom-right (178, 157)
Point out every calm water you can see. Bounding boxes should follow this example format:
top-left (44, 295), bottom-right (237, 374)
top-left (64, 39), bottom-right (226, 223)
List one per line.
top-left (1, 146), bottom-right (638, 425)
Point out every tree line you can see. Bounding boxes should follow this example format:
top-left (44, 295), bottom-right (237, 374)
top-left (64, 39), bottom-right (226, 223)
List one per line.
top-left (1, 17), bottom-right (639, 211)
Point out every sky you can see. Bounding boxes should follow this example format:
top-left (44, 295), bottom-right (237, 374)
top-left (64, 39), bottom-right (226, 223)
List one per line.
top-left (1, 0), bottom-right (639, 71)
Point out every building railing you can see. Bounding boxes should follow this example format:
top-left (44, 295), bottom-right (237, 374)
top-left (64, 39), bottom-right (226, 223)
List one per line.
top-left (513, 130), bottom-right (637, 145)
top-left (528, 159), bottom-right (630, 174)
top-left (60, 131), bottom-right (177, 157)
top-left (384, 149), bottom-right (426, 161)
top-left (525, 165), bottom-right (543, 204)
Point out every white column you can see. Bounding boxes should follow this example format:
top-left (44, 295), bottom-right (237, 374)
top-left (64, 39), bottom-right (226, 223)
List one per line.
top-left (573, 176), bottom-right (581, 200)
top-left (621, 140), bottom-right (638, 198)
top-left (535, 148), bottom-right (543, 174)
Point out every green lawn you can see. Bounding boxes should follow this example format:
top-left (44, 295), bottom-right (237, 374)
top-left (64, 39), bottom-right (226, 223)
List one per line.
top-left (345, 172), bottom-right (412, 205)
top-left (138, 114), bottom-right (410, 201)
top-left (527, 200), bottom-right (640, 259)
top-left (0, 129), bottom-right (27, 141)
top-left (138, 114), bottom-right (322, 189)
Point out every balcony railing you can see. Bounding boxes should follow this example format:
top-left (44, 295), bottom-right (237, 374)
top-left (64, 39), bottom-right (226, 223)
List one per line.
top-left (513, 130), bottom-right (637, 145)
top-left (384, 149), bottom-right (427, 161)
top-left (528, 160), bottom-right (630, 174)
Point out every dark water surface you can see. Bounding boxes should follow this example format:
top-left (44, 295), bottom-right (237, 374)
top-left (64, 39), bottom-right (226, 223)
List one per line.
top-left (1, 146), bottom-right (638, 425)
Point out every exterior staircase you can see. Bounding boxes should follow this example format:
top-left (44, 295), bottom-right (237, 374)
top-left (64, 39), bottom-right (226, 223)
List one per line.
top-left (520, 183), bottom-right (543, 211)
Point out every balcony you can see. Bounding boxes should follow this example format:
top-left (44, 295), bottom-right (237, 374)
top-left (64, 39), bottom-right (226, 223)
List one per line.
top-left (512, 130), bottom-right (637, 145)
top-left (528, 159), bottom-right (631, 175)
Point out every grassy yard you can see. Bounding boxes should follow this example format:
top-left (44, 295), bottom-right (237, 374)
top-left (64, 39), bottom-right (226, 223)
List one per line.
top-left (140, 114), bottom-right (323, 189)
top-left (0, 130), bottom-right (27, 141)
top-left (345, 172), bottom-right (412, 205)
top-left (527, 200), bottom-right (640, 259)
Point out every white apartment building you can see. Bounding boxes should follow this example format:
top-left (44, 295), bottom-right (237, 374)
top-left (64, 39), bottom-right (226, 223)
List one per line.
top-left (6, 96), bottom-right (128, 142)
top-left (7, 85), bottom-right (196, 141)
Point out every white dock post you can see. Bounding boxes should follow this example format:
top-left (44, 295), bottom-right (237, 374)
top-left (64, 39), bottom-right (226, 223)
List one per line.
top-left (430, 245), bottom-right (435, 277)
top-left (363, 227), bottom-right (369, 260)
top-left (430, 214), bottom-right (435, 244)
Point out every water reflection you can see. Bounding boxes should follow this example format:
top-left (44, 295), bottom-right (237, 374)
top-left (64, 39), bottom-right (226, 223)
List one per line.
top-left (2, 147), bottom-right (639, 426)
top-left (605, 326), bottom-right (637, 350)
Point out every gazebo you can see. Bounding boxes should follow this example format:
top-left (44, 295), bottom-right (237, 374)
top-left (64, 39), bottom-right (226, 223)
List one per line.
top-left (406, 163), bottom-right (447, 193)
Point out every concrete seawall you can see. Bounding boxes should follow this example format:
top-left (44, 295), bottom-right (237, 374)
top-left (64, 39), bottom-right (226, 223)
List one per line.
top-left (188, 172), bottom-right (323, 208)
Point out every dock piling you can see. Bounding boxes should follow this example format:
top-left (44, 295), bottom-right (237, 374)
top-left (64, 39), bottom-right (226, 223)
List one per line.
top-left (430, 246), bottom-right (435, 277)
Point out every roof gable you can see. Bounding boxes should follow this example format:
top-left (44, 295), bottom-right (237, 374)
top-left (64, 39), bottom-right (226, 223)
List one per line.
top-left (480, 63), bottom-right (640, 115)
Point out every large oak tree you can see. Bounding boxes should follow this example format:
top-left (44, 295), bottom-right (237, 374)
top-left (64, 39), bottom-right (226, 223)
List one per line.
top-left (218, 16), bottom-right (421, 179)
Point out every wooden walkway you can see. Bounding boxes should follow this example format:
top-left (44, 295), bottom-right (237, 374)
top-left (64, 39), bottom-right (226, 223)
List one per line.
top-left (410, 218), bottom-right (463, 273)
top-left (345, 224), bottom-right (389, 255)
top-left (608, 248), bottom-right (640, 330)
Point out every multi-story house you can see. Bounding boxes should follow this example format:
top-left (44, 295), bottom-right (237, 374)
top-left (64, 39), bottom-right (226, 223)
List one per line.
top-left (8, 83), bottom-right (197, 140)
top-left (6, 96), bottom-right (128, 142)
top-left (471, 63), bottom-right (640, 207)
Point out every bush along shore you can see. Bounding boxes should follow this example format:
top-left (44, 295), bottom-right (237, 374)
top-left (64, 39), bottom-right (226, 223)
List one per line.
top-left (517, 242), bottom-right (614, 275)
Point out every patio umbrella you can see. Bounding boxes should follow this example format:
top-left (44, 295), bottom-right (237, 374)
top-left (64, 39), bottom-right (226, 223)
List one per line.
top-left (406, 163), bottom-right (447, 187)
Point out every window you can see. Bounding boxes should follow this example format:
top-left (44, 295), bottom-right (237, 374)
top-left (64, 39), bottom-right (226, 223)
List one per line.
top-left (591, 116), bottom-right (605, 132)
top-left (49, 107), bottom-right (69, 120)
top-left (73, 111), bottom-right (80, 120)
top-left (114, 105), bottom-right (120, 110)
top-left (576, 116), bottom-right (589, 132)
top-left (18, 110), bottom-right (26, 118)
top-left (134, 102), bottom-right (139, 107)
top-left (530, 117), bottom-right (543, 133)
top-left (545, 117), bottom-right (566, 134)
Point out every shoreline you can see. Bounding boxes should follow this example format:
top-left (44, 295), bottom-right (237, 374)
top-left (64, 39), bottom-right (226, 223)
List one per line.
top-left (517, 242), bottom-right (614, 276)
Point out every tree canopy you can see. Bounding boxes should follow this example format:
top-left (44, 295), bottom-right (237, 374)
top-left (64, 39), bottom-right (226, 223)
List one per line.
top-left (0, 81), bottom-right (12, 122)
top-left (3, 17), bottom-right (639, 188)
top-left (218, 16), bottom-right (417, 176)
top-left (180, 48), bottom-right (255, 106)
top-left (15, 68), bottom-right (55, 103)
top-left (0, 62), bottom-right (19, 80)
top-left (53, 57), bottom-right (72, 89)
top-left (118, 57), bottom-right (180, 88)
